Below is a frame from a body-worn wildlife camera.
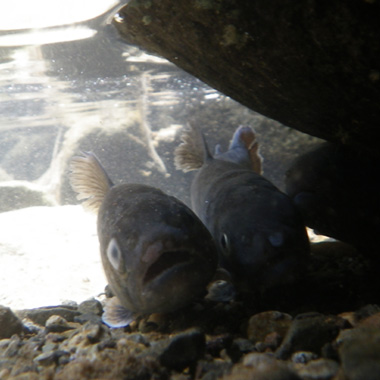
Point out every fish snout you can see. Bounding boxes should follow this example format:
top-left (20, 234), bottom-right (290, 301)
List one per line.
top-left (131, 239), bottom-right (215, 314)
top-left (142, 241), bottom-right (195, 286)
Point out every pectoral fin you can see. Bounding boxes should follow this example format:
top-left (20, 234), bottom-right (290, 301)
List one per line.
top-left (102, 297), bottom-right (137, 328)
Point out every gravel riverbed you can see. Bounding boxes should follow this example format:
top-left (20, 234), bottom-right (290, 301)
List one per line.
top-left (1, 207), bottom-right (380, 379)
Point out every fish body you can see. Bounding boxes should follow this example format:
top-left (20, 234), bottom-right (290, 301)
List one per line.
top-left (70, 152), bottom-right (217, 326)
top-left (175, 125), bottom-right (309, 292)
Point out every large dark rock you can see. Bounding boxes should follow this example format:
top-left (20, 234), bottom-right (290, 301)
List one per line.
top-left (285, 142), bottom-right (380, 253)
top-left (114, 0), bottom-right (380, 156)
top-left (0, 306), bottom-right (24, 339)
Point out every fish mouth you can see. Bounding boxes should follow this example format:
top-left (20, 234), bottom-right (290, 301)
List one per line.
top-left (143, 249), bottom-right (193, 286)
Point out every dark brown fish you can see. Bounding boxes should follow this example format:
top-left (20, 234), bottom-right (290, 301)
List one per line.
top-left (175, 125), bottom-right (309, 293)
top-left (70, 152), bottom-right (217, 327)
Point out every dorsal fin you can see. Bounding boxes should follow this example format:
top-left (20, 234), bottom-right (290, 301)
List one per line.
top-left (69, 152), bottom-right (113, 213)
top-left (174, 122), bottom-right (212, 172)
top-left (230, 126), bottom-right (263, 174)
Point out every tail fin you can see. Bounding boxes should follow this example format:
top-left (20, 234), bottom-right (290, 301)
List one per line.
top-left (69, 152), bottom-right (113, 213)
top-left (174, 122), bottom-right (212, 172)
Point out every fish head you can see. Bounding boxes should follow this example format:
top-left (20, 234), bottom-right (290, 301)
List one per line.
top-left (98, 190), bottom-right (218, 314)
top-left (214, 206), bottom-right (309, 293)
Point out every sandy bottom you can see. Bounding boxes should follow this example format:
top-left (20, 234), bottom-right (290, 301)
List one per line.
top-left (0, 205), bottom-right (107, 310)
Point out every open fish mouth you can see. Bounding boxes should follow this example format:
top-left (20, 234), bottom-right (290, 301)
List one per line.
top-left (143, 250), bottom-right (193, 285)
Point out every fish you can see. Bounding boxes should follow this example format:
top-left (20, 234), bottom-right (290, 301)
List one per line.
top-left (285, 142), bottom-right (380, 253)
top-left (174, 124), bottom-right (310, 293)
top-left (69, 152), bottom-right (217, 327)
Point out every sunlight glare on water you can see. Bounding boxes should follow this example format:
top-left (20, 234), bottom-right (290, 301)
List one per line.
top-left (0, 0), bottom-right (223, 310)
top-left (0, 0), bottom-right (120, 30)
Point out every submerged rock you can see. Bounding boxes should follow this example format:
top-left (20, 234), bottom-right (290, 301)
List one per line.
top-left (0, 182), bottom-right (53, 212)
top-left (0, 306), bottom-right (24, 339)
top-left (158, 328), bottom-right (206, 371)
top-left (115, 0), bottom-right (380, 156)
top-left (285, 143), bottom-right (380, 253)
top-left (337, 327), bottom-right (380, 380)
top-left (0, 300), bottom-right (379, 379)
top-left (16, 306), bottom-right (80, 326)
top-left (276, 313), bottom-right (346, 360)
top-left (247, 311), bottom-right (292, 344)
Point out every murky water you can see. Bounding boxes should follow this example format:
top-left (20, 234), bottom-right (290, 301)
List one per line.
top-left (0, 42), bottom-right (218, 189)
top-left (0, 1), bottom-right (320, 309)
top-left (0, 2), bottom-right (229, 309)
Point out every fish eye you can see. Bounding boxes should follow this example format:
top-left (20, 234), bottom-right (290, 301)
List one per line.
top-left (268, 231), bottom-right (284, 247)
top-left (220, 233), bottom-right (230, 252)
top-left (107, 238), bottom-right (122, 271)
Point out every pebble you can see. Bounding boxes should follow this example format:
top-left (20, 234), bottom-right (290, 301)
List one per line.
top-left (84, 322), bottom-right (104, 343)
top-left (0, 298), bottom-right (379, 379)
top-left (0, 369), bottom-right (10, 378)
top-left (339, 304), bottom-right (380, 327)
top-left (117, 332), bottom-right (150, 346)
top-left (16, 306), bottom-right (80, 326)
top-left (337, 326), bottom-right (380, 380)
top-left (224, 357), bottom-right (301, 380)
top-left (276, 313), bottom-right (346, 359)
top-left (206, 334), bottom-right (233, 357)
top-left (242, 352), bottom-right (278, 367)
top-left (45, 315), bottom-right (76, 333)
top-left (2, 335), bottom-right (22, 358)
top-left (226, 338), bottom-right (255, 362)
top-left (0, 306), bottom-right (24, 339)
top-left (247, 311), bottom-right (293, 343)
top-left (78, 298), bottom-right (103, 316)
top-left (33, 350), bottom-right (69, 366)
top-left (74, 312), bottom-right (102, 325)
top-left (357, 312), bottom-right (380, 328)
top-left (353, 304), bottom-right (380, 322)
top-left (158, 328), bottom-right (205, 371)
top-left (206, 280), bottom-right (236, 303)
top-left (293, 358), bottom-right (340, 379)
top-left (291, 351), bottom-right (318, 364)
top-left (196, 360), bottom-right (233, 380)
